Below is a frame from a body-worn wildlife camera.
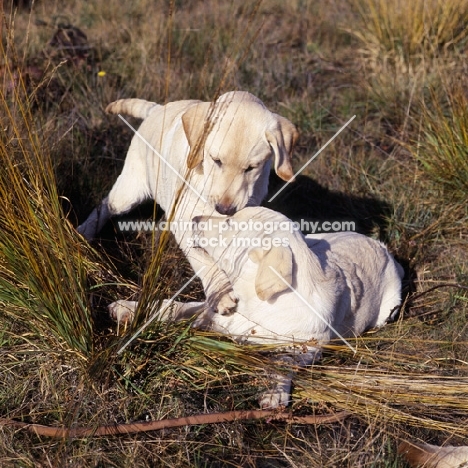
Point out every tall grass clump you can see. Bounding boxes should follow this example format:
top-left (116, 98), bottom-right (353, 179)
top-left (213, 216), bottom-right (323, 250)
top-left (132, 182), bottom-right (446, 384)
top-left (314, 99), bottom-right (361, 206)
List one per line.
top-left (345, 0), bottom-right (468, 129)
top-left (412, 85), bottom-right (468, 197)
top-left (0, 49), bottom-right (112, 360)
top-left (348, 0), bottom-right (468, 65)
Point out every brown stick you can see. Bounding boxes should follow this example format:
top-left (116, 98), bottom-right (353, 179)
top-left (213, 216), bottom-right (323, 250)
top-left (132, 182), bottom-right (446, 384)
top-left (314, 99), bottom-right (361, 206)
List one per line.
top-left (0, 410), bottom-right (349, 439)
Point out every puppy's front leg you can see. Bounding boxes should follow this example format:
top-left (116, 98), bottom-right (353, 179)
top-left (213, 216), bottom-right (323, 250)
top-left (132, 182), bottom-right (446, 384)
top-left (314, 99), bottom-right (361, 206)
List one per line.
top-left (186, 247), bottom-right (238, 315)
top-left (78, 146), bottom-right (154, 240)
top-left (108, 299), bottom-right (207, 325)
top-left (174, 226), bottom-right (238, 315)
top-left (108, 300), bottom-right (138, 324)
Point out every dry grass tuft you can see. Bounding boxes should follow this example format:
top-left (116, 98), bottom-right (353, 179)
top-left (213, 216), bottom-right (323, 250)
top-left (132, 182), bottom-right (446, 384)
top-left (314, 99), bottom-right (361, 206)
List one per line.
top-left (0, 44), bottom-right (112, 359)
top-left (411, 84), bottom-right (468, 197)
top-left (347, 0), bottom-right (468, 64)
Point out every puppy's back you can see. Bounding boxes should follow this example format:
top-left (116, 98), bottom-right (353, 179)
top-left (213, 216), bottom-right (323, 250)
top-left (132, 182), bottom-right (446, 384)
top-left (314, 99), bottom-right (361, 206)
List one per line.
top-left (305, 232), bottom-right (403, 332)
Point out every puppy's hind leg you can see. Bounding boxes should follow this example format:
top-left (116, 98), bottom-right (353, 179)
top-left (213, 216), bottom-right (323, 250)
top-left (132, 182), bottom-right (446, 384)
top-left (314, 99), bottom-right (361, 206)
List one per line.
top-left (258, 355), bottom-right (295, 409)
top-left (258, 346), bottom-right (322, 409)
top-left (78, 142), bottom-right (153, 240)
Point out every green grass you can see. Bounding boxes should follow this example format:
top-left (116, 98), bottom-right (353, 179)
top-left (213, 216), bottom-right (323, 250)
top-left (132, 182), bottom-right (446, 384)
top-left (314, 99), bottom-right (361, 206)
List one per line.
top-left (1, 0), bottom-right (468, 466)
top-left (412, 85), bottom-right (468, 196)
top-left (0, 61), bottom-right (101, 359)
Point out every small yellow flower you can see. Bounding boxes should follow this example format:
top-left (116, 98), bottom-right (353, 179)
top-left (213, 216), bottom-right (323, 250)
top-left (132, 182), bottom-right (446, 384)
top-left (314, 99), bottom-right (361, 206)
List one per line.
top-left (97, 70), bottom-right (106, 77)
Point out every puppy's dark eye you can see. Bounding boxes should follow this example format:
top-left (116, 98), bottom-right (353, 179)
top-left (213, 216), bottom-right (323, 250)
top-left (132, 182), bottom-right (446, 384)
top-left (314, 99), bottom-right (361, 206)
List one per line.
top-left (213, 158), bottom-right (222, 167)
top-left (244, 165), bottom-right (256, 173)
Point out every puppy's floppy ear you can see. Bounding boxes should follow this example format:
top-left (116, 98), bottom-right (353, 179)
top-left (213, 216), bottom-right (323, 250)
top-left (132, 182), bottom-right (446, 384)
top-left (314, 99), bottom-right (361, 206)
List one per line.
top-left (266, 115), bottom-right (299, 182)
top-left (248, 245), bottom-right (293, 301)
top-left (182, 102), bottom-right (212, 169)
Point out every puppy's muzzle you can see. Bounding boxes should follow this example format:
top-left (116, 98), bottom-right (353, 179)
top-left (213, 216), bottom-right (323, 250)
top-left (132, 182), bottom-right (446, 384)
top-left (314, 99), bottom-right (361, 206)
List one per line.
top-left (215, 203), bottom-right (236, 215)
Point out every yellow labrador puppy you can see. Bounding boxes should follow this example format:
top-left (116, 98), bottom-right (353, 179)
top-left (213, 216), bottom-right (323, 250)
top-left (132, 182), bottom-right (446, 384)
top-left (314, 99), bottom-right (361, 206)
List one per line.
top-left (78, 92), bottom-right (298, 314)
top-left (109, 207), bottom-right (403, 408)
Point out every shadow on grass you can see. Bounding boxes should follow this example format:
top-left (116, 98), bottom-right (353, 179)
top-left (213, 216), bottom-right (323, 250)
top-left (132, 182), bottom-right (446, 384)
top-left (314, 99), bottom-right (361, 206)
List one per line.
top-left (265, 172), bottom-right (391, 237)
top-left (70, 172), bottom-right (393, 238)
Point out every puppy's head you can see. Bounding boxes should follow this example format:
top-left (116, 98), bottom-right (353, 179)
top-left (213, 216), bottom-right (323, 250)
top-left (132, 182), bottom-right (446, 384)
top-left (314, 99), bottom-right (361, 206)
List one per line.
top-left (192, 211), bottom-right (294, 302)
top-left (248, 245), bottom-right (293, 301)
top-left (191, 213), bottom-right (232, 258)
top-left (182, 92), bottom-right (298, 216)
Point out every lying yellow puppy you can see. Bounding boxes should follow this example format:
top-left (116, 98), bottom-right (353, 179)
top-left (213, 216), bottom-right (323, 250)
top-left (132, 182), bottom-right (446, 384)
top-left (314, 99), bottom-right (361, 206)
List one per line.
top-left (110, 207), bottom-right (403, 408)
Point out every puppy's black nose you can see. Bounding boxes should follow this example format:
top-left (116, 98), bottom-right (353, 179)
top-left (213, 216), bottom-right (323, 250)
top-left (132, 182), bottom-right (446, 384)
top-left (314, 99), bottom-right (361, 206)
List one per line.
top-left (215, 203), bottom-right (236, 215)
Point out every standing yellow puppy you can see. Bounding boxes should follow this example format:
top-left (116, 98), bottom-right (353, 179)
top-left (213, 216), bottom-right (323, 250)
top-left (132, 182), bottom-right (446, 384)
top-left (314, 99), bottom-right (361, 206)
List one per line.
top-left (78, 91), bottom-right (298, 314)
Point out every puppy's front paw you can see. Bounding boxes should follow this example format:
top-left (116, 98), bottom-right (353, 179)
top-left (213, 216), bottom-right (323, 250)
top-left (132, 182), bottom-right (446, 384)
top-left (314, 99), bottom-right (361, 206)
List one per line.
top-left (208, 290), bottom-right (238, 315)
top-left (108, 300), bottom-right (137, 324)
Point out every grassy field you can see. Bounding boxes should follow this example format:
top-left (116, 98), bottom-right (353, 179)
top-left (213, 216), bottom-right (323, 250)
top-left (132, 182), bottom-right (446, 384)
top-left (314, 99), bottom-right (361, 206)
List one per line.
top-left (1, 0), bottom-right (468, 466)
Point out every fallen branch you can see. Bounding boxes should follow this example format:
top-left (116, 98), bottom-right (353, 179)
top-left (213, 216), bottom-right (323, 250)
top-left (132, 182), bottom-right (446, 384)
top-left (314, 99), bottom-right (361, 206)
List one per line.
top-left (0, 409), bottom-right (349, 439)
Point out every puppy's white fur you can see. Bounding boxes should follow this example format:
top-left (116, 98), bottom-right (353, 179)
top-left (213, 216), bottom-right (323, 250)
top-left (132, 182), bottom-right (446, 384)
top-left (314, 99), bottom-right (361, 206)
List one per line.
top-left (109, 207), bottom-right (403, 407)
top-left (78, 92), bottom-right (298, 314)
